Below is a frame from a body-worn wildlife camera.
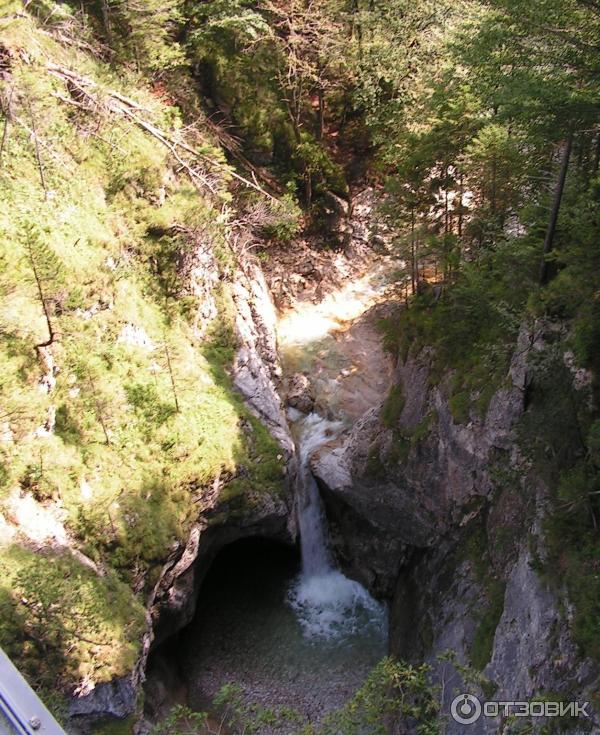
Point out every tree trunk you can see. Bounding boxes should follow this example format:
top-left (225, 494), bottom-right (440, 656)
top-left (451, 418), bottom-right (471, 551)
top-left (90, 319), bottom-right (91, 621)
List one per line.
top-left (0, 85), bottom-right (15, 166)
top-left (317, 83), bottom-right (325, 141)
top-left (539, 130), bottom-right (574, 285)
top-left (27, 243), bottom-right (55, 350)
top-left (444, 176), bottom-right (449, 235)
top-left (86, 367), bottom-right (110, 445)
top-left (351, 0), bottom-right (363, 58)
top-left (592, 133), bottom-right (600, 176)
top-left (410, 207), bottom-right (417, 294)
top-left (458, 173), bottom-right (464, 239)
top-left (164, 340), bottom-right (180, 413)
top-left (490, 157), bottom-right (497, 218)
top-left (99, 0), bottom-right (112, 46)
top-left (27, 100), bottom-right (47, 200)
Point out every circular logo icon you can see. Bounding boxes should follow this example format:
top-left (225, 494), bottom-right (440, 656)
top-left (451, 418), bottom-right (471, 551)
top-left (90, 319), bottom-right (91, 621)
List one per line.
top-left (451, 694), bottom-right (482, 725)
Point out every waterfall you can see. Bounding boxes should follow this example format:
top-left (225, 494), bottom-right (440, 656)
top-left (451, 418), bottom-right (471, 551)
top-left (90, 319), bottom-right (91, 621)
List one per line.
top-left (287, 413), bottom-right (386, 640)
top-left (295, 414), bottom-right (337, 576)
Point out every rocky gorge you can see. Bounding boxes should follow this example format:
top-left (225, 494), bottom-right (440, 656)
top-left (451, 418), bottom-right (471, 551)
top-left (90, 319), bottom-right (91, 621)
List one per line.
top-left (65, 186), bottom-right (600, 735)
top-left (2, 5), bottom-right (600, 733)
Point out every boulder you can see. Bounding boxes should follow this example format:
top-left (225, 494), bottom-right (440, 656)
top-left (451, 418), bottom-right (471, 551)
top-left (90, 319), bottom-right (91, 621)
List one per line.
top-left (286, 373), bottom-right (315, 414)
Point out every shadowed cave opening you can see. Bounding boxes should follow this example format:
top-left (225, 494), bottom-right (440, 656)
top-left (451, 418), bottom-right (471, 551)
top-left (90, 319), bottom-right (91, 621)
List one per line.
top-left (147, 536), bottom-right (388, 727)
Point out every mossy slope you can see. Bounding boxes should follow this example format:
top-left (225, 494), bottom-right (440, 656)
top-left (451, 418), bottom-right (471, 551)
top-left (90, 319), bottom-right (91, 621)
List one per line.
top-left (0, 6), bottom-right (284, 701)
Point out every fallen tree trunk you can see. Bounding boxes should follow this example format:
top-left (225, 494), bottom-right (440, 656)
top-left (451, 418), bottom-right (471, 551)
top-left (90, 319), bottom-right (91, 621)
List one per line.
top-left (46, 62), bottom-right (280, 202)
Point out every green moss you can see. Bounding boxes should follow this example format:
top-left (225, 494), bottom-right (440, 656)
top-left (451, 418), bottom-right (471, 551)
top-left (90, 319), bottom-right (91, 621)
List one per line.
top-left (386, 435), bottom-right (411, 466)
top-left (91, 716), bottom-right (136, 735)
top-left (456, 517), bottom-right (507, 671)
top-left (473, 383), bottom-right (497, 419)
top-left (381, 385), bottom-right (405, 428)
top-left (366, 445), bottom-right (388, 478)
top-left (449, 390), bottom-right (471, 425)
top-left (410, 411), bottom-right (436, 445)
top-left (0, 546), bottom-right (146, 691)
top-left (460, 522), bottom-right (489, 581)
top-left (481, 678), bottom-right (498, 700)
top-left (471, 579), bottom-right (506, 671)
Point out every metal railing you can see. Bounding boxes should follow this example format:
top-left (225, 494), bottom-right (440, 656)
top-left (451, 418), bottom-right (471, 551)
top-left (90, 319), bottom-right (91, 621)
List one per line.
top-left (0, 648), bottom-right (66, 735)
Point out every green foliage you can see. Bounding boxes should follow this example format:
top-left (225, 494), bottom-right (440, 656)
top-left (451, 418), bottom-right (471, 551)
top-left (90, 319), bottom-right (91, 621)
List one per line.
top-left (387, 236), bottom-right (534, 419)
top-left (260, 193), bottom-right (303, 243)
top-left (5, 0), bottom-right (600, 704)
top-left (186, 0), bottom-right (283, 160)
top-left (87, 0), bottom-right (186, 74)
top-left (320, 658), bottom-right (440, 735)
top-left (150, 705), bottom-right (209, 735)
top-left (295, 133), bottom-right (348, 198)
top-left (211, 682), bottom-right (303, 734)
top-left (588, 420), bottom-right (600, 468)
top-left (0, 546), bottom-right (145, 690)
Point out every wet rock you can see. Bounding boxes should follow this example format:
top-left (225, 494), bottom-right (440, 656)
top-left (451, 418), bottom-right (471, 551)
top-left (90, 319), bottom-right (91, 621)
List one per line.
top-left (317, 319), bottom-right (600, 730)
top-left (286, 373), bottom-right (315, 414)
top-left (321, 323), bottom-right (534, 594)
top-left (312, 412), bottom-right (433, 597)
top-left (403, 545), bottom-right (600, 735)
top-left (370, 234), bottom-right (387, 253)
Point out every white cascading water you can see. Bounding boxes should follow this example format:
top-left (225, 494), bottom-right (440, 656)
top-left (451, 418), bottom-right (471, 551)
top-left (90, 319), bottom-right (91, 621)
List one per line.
top-left (287, 413), bottom-right (386, 640)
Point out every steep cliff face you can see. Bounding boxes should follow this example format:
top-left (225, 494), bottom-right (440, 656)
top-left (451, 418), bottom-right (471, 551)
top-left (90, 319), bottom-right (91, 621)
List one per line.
top-left (232, 260), bottom-right (294, 456)
top-left (313, 325), bottom-right (530, 594)
top-left (313, 322), bottom-right (600, 730)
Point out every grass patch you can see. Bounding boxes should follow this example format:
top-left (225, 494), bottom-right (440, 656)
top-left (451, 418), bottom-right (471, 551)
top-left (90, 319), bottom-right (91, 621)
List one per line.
top-left (449, 389), bottom-right (471, 425)
top-left (0, 545), bottom-right (146, 691)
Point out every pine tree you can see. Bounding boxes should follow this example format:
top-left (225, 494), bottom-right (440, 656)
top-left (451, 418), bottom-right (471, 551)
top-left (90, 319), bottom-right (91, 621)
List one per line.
top-left (23, 223), bottom-right (64, 351)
